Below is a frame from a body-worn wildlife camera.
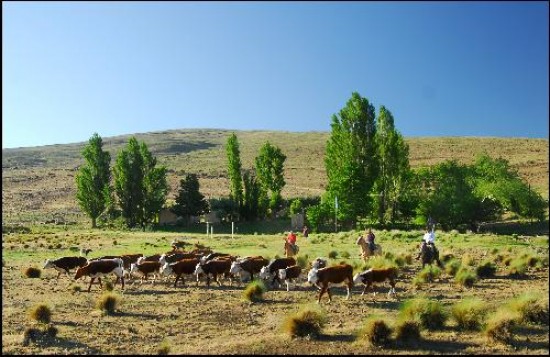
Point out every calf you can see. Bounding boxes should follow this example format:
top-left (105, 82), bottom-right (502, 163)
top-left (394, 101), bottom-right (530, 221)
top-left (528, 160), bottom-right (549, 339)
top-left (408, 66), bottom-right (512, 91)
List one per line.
top-left (194, 258), bottom-right (232, 287)
top-left (43, 256), bottom-right (88, 279)
top-left (278, 265), bottom-right (302, 291)
top-left (160, 258), bottom-right (200, 287)
top-left (353, 267), bottom-right (398, 300)
top-left (229, 256), bottom-right (269, 283)
top-left (129, 261), bottom-right (161, 284)
top-left (259, 257), bottom-right (297, 288)
top-left (307, 264), bottom-right (353, 304)
top-left (74, 258), bottom-right (125, 292)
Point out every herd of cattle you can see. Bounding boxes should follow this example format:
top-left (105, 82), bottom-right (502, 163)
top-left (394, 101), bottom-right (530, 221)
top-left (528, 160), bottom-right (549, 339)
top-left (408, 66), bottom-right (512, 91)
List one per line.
top-left (42, 241), bottom-right (398, 303)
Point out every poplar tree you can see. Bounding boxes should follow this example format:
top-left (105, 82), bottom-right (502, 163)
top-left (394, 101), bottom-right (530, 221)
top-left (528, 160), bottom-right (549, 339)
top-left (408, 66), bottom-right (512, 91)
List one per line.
top-left (255, 142), bottom-right (287, 212)
top-left (75, 133), bottom-right (111, 228)
top-left (226, 133), bottom-right (243, 219)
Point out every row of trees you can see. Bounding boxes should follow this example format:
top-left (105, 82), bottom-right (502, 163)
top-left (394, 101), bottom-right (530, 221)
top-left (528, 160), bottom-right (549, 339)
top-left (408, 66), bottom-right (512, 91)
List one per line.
top-left (306, 92), bottom-right (547, 232)
top-left (76, 134), bottom-right (168, 229)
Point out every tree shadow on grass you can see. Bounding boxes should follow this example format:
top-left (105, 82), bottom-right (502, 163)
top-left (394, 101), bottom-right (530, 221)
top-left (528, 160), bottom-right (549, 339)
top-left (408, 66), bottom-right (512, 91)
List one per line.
top-left (387, 337), bottom-right (475, 353)
top-left (26, 335), bottom-right (102, 354)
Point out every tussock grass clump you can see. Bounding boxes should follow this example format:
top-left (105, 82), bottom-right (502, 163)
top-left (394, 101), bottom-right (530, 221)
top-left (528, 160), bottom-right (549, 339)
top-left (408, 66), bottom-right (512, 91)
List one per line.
top-left (399, 297), bottom-right (447, 330)
top-left (361, 257), bottom-right (398, 270)
top-left (476, 260), bottom-right (497, 278)
top-left (242, 280), bottom-right (267, 303)
top-left (341, 251), bottom-right (351, 259)
top-left (357, 316), bottom-right (393, 347)
top-left (282, 305), bottom-right (327, 339)
top-left (484, 308), bottom-right (520, 344)
top-left (503, 256), bottom-right (513, 266)
top-left (393, 255), bottom-right (405, 267)
top-left (461, 254), bottom-right (475, 267)
top-left (29, 304), bottom-right (52, 324)
top-left (416, 265), bottom-right (441, 283)
top-left (384, 252), bottom-right (395, 260)
top-left (96, 293), bottom-right (120, 315)
top-left (393, 318), bottom-right (421, 342)
top-left (444, 259), bottom-right (462, 277)
top-left (157, 339), bottom-right (171, 355)
top-left (524, 254), bottom-right (540, 268)
top-left (24, 267), bottom-right (41, 278)
top-left (441, 253), bottom-right (455, 263)
top-left (328, 250), bottom-right (338, 259)
top-left (451, 298), bottom-right (488, 330)
top-left (507, 259), bottom-right (528, 277)
top-left (455, 268), bottom-right (477, 288)
top-left (506, 292), bottom-right (549, 325)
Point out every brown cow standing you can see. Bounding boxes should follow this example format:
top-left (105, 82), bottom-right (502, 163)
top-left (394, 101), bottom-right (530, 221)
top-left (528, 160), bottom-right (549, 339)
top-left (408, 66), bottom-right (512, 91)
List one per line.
top-left (194, 258), bottom-right (232, 287)
top-left (160, 258), bottom-right (200, 287)
top-left (229, 256), bottom-right (269, 283)
top-left (74, 258), bottom-right (125, 292)
top-left (307, 264), bottom-right (353, 304)
top-left (353, 267), bottom-right (398, 300)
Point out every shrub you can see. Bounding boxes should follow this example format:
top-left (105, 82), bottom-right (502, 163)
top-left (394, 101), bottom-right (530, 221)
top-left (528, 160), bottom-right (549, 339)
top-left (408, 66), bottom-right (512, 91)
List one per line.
top-left (506, 293), bottom-right (549, 325)
top-left (507, 259), bottom-right (528, 277)
top-left (484, 308), bottom-right (520, 344)
top-left (393, 318), bottom-right (421, 342)
top-left (455, 268), bottom-right (477, 288)
top-left (242, 280), bottom-right (267, 303)
top-left (476, 260), bottom-right (497, 278)
top-left (29, 304), bottom-right (52, 324)
top-left (399, 297), bottom-right (447, 330)
top-left (24, 267), bottom-right (41, 279)
top-left (328, 250), bottom-right (338, 259)
top-left (96, 293), bottom-right (120, 315)
top-left (357, 316), bottom-right (393, 347)
top-left (282, 305), bottom-right (327, 339)
top-left (444, 259), bottom-right (462, 277)
top-left (157, 339), bottom-right (171, 355)
top-left (451, 298), bottom-right (488, 330)
top-left (416, 265), bottom-right (441, 283)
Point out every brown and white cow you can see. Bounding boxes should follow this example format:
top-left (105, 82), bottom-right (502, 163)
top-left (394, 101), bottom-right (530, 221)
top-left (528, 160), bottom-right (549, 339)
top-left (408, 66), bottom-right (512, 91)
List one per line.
top-left (43, 256), bottom-right (88, 279)
top-left (194, 258), bottom-right (232, 287)
top-left (259, 257), bottom-right (296, 288)
top-left (307, 264), bottom-right (353, 304)
top-left (229, 256), bottom-right (269, 283)
top-left (129, 261), bottom-right (162, 284)
top-left (136, 253), bottom-right (162, 265)
top-left (353, 267), bottom-right (398, 299)
top-left (278, 265), bottom-right (302, 291)
top-left (74, 258), bottom-right (125, 292)
top-left (160, 258), bottom-right (200, 287)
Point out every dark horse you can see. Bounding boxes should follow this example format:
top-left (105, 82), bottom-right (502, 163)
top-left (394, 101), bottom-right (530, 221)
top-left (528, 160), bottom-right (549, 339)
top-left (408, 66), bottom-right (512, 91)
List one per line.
top-left (417, 243), bottom-right (443, 268)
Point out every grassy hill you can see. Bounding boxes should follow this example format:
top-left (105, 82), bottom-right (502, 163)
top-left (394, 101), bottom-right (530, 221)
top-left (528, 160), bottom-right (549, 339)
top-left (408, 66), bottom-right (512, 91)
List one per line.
top-left (2, 129), bottom-right (548, 224)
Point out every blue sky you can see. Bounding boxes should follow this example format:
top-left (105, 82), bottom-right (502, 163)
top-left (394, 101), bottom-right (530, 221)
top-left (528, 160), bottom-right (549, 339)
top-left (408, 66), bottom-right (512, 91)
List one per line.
top-left (3, 1), bottom-right (549, 148)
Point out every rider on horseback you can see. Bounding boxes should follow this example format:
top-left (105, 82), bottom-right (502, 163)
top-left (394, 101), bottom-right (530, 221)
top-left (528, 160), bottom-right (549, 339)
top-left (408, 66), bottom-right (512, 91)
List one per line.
top-left (366, 228), bottom-right (376, 253)
top-left (416, 227), bottom-right (439, 260)
top-left (286, 231), bottom-right (298, 255)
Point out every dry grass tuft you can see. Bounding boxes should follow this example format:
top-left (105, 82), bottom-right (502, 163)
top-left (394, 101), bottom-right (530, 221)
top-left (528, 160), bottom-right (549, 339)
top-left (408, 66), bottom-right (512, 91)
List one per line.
top-left (399, 297), bottom-right (447, 330)
top-left (393, 318), bottom-right (421, 342)
top-left (454, 268), bottom-right (477, 287)
top-left (475, 260), bottom-right (497, 278)
top-left (484, 308), bottom-right (520, 344)
top-left (357, 316), bottom-right (393, 347)
top-left (157, 339), bottom-right (171, 355)
top-left (282, 305), bottom-right (327, 339)
top-left (96, 293), bottom-right (120, 315)
top-left (29, 304), bottom-right (52, 324)
top-left (451, 298), bottom-right (488, 330)
top-left (24, 267), bottom-right (41, 278)
top-left (506, 292), bottom-right (549, 325)
top-left (242, 280), bottom-right (267, 303)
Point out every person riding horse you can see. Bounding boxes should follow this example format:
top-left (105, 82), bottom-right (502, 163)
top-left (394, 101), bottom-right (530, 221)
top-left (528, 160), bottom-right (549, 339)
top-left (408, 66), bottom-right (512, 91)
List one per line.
top-left (366, 229), bottom-right (376, 253)
top-left (285, 231), bottom-right (298, 255)
top-left (416, 227), bottom-right (441, 266)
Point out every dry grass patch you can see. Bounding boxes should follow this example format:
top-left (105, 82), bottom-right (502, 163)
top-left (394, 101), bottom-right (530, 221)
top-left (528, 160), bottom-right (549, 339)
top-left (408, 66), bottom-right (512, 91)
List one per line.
top-left (399, 297), bottom-right (448, 331)
top-left (506, 292), bottom-right (549, 325)
top-left (356, 316), bottom-right (393, 347)
top-left (484, 307), bottom-right (520, 344)
top-left (450, 298), bottom-right (488, 330)
top-left (28, 304), bottom-right (52, 325)
top-left (242, 280), bottom-right (267, 303)
top-left (454, 267), bottom-right (477, 288)
top-left (96, 293), bottom-right (120, 315)
top-left (282, 304), bottom-right (327, 339)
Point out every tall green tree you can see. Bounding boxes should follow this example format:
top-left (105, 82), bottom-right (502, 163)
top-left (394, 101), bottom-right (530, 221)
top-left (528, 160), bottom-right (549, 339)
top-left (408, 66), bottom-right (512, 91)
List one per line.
top-left (255, 142), bottom-right (287, 212)
top-left (324, 92), bottom-right (378, 228)
top-left (373, 106), bottom-right (411, 224)
top-left (75, 133), bottom-right (111, 228)
top-left (241, 169), bottom-right (267, 221)
top-left (113, 137), bottom-right (167, 229)
top-left (171, 173), bottom-right (209, 223)
top-left (226, 133), bottom-right (243, 220)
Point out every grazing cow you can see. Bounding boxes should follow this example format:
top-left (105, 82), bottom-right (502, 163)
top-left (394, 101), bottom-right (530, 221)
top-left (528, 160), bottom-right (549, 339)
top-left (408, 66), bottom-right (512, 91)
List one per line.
top-left (353, 267), bottom-right (398, 300)
top-left (160, 258), bottom-right (200, 287)
top-left (229, 256), bottom-right (269, 283)
top-left (307, 264), bottom-right (353, 304)
top-left (43, 256), bottom-right (88, 279)
top-left (194, 258), bottom-right (232, 287)
top-left (259, 257), bottom-right (297, 288)
top-left (74, 258), bottom-right (125, 292)
top-left (278, 265), bottom-right (302, 291)
top-left (159, 252), bottom-right (201, 266)
top-left (129, 261), bottom-right (162, 284)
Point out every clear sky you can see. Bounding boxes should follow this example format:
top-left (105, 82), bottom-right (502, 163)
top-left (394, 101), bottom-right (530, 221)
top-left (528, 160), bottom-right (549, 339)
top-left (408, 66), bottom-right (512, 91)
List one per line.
top-left (3, 1), bottom-right (549, 149)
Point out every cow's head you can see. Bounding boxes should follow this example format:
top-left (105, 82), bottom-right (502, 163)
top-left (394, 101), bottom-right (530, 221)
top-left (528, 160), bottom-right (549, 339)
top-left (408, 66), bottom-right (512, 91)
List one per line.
top-left (43, 259), bottom-right (53, 269)
top-left (194, 263), bottom-right (205, 276)
top-left (74, 267), bottom-right (85, 280)
top-left (160, 262), bottom-right (173, 276)
top-left (229, 261), bottom-right (242, 275)
top-left (278, 268), bottom-right (287, 281)
top-left (307, 268), bottom-right (319, 285)
top-left (259, 266), bottom-right (272, 280)
top-left (353, 273), bottom-right (363, 285)
top-left (311, 258), bottom-right (327, 270)
top-left (130, 263), bottom-right (139, 275)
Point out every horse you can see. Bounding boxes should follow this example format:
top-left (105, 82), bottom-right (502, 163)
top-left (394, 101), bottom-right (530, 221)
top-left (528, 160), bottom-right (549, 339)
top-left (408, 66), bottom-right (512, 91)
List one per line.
top-left (283, 239), bottom-right (299, 258)
top-left (356, 235), bottom-right (382, 261)
top-left (417, 243), bottom-right (443, 268)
